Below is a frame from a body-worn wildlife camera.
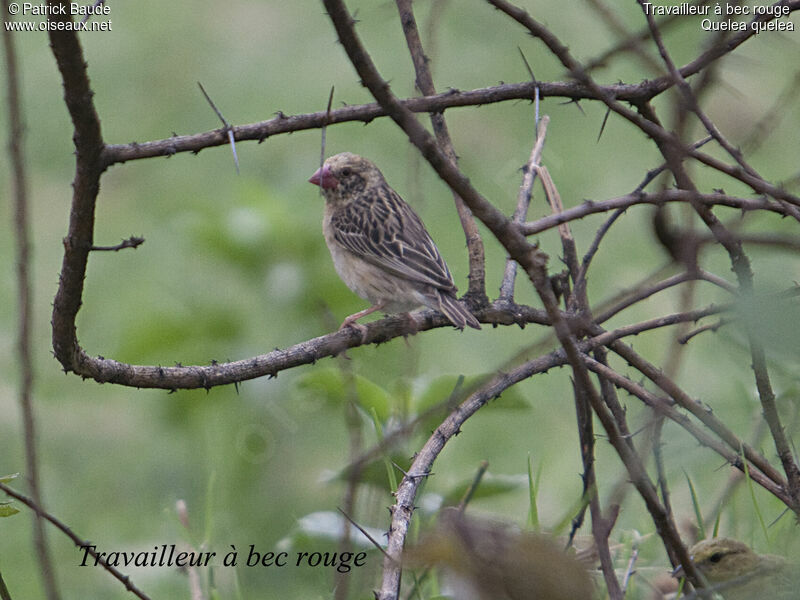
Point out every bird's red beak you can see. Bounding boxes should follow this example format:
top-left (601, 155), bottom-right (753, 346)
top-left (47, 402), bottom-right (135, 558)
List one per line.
top-left (309, 164), bottom-right (338, 189)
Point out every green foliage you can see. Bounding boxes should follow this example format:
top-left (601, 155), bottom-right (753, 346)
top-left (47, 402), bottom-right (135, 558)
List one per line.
top-left (295, 367), bottom-right (392, 421)
top-left (685, 471), bottom-right (706, 541)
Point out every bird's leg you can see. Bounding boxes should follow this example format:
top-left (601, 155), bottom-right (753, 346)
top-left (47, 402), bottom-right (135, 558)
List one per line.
top-left (340, 302), bottom-right (386, 343)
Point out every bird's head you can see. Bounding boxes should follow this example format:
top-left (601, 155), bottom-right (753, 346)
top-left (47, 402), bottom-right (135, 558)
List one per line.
top-left (678, 538), bottom-right (761, 583)
top-left (308, 152), bottom-right (385, 204)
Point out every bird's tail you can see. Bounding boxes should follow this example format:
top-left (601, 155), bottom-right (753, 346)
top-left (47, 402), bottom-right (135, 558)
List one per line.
top-left (434, 291), bottom-right (481, 330)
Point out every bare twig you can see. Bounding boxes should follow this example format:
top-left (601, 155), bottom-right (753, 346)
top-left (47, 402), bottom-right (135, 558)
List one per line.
top-left (336, 508), bottom-right (392, 560)
top-left (499, 115), bottom-right (550, 302)
top-left (90, 236), bottom-right (145, 252)
top-left (599, 332), bottom-right (787, 492)
top-left (2, 3), bottom-right (60, 598)
top-left (0, 482), bottom-right (152, 600)
top-left (197, 81), bottom-right (239, 174)
top-left (395, 0), bottom-right (487, 300)
top-left (319, 85), bottom-right (335, 179)
top-left (635, 0), bottom-right (760, 182)
top-left (78, 0), bottom-right (107, 25)
top-left (594, 269), bottom-right (735, 324)
top-left (678, 317), bottom-right (733, 344)
top-left (520, 190), bottom-right (797, 236)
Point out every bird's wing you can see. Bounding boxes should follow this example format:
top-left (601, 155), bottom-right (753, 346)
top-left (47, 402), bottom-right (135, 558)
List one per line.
top-left (330, 185), bottom-right (457, 291)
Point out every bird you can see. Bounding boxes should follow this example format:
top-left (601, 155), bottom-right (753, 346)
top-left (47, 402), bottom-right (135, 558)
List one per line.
top-left (672, 537), bottom-right (795, 600)
top-left (308, 152), bottom-right (481, 335)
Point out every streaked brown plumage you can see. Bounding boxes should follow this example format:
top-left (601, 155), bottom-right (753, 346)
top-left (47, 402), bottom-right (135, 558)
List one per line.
top-left (308, 152), bottom-right (480, 333)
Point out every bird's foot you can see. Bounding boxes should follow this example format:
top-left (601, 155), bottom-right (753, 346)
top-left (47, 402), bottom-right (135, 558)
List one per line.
top-left (340, 318), bottom-right (369, 344)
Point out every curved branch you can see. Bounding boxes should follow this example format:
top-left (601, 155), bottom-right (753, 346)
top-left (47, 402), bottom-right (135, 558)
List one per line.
top-left (57, 303), bottom-right (548, 389)
top-left (48, 10), bottom-right (107, 376)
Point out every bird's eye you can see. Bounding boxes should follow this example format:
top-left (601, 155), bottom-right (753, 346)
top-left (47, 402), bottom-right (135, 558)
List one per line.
top-left (341, 168), bottom-right (352, 177)
top-left (709, 552), bottom-right (724, 563)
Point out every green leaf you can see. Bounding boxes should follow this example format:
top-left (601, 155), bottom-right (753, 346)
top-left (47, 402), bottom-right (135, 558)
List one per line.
top-left (294, 368), bottom-right (391, 421)
top-left (0, 503), bottom-right (19, 518)
top-left (684, 471), bottom-right (705, 540)
top-left (741, 445), bottom-right (770, 546)
top-left (528, 455), bottom-right (540, 531)
top-left (0, 473), bottom-right (19, 484)
top-left (440, 472), bottom-right (526, 507)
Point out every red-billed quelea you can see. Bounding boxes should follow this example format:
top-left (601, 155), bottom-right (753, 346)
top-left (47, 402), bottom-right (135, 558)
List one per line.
top-left (309, 152), bottom-right (481, 335)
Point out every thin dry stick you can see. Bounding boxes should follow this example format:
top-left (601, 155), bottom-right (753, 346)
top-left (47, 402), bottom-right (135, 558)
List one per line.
top-left (331, 324), bottom-right (363, 600)
top-left (197, 82), bottom-right (239, 174)
top-left (319, 85), bottom-right (335, 183)
top-left (174, 501), bottom-right (206, 600)
top-left (395, 0), bottom-right (487, 300)
top-left (594, 269), bottom-right (735, 324)
top-left (499, 115), bottom-right (550, 303)
top-left (2, 4), bottom-right (60, 598)
top-left (520, 190), bottom-right (796, 236)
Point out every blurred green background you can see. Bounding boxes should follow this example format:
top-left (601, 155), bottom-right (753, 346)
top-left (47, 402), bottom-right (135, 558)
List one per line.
top-left (1, 1), bottom-right (799, 598)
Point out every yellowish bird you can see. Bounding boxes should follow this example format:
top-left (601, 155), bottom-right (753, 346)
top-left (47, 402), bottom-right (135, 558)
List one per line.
top-left (675, 537), bottom-right (795, 600)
